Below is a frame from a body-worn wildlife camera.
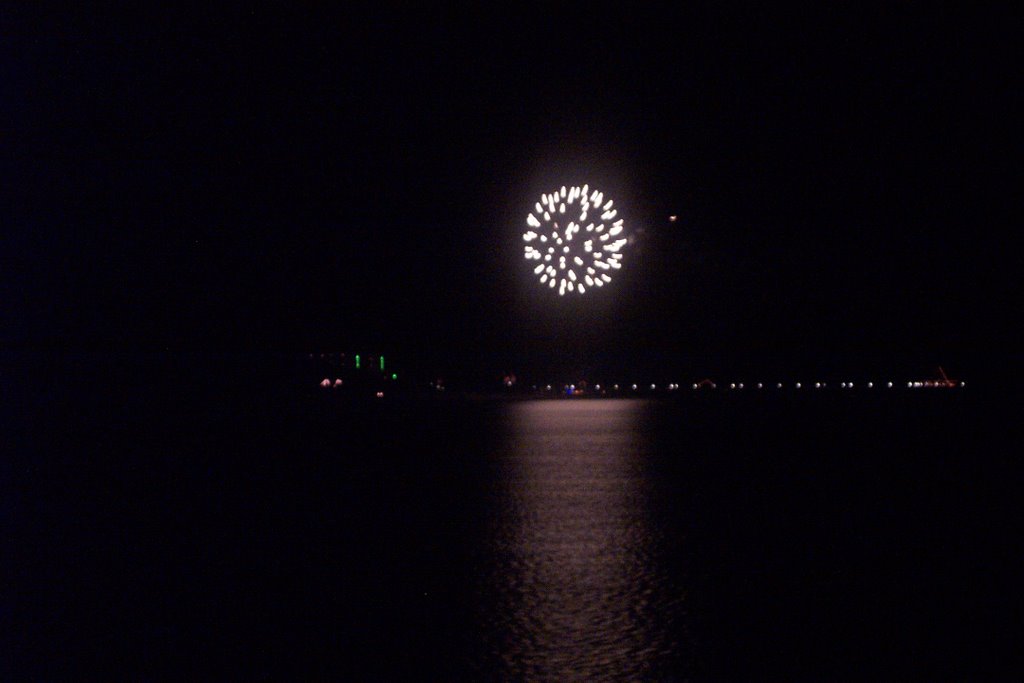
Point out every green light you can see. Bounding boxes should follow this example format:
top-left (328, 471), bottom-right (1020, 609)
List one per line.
top-left (355, 354), bottom-right (360, 369)
top-left (391, 373), bottom-right (397, 380)
top-left (380, 356), bottom-right (385, 372)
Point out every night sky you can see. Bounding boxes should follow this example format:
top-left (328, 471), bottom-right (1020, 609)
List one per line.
top-left (3, 6), bottom-right (1013, 381)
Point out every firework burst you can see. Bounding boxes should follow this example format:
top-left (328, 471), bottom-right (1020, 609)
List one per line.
top-left (522, 185), bottom-right (628, 295)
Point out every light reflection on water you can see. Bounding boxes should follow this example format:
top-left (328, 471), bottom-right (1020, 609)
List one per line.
top-left (479, 400), bottom-right (684, 680)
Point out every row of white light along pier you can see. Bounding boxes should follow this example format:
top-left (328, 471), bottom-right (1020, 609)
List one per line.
top-left (530, 378), bottom-right (965, 396)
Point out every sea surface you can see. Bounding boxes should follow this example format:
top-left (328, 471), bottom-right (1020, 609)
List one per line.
top-left (5, 365), bottom-right (1017, 680)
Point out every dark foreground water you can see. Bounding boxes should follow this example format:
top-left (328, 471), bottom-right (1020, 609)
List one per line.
top-left (6, 374), bottom-right (1019, 679)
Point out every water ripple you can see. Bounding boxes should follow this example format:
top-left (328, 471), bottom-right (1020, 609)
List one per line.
top-left (473, 400), bottom-right (686, 680)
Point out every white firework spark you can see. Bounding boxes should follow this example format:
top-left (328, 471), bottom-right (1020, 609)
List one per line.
top-left (523, 185), bottom-right (628, 295)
